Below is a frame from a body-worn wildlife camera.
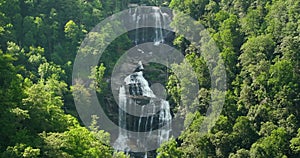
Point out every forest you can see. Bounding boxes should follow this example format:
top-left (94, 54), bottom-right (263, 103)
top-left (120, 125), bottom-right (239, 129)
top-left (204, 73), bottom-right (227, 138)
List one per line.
top-left (0, 0), bottom-right (299, 157)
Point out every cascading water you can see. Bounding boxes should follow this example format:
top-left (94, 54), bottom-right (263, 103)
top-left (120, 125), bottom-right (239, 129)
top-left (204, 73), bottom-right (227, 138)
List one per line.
top-left (158, 100), bottom-right (172, 145)
top-left (153, 7), bottom-right (164, 45)
top-left (114, 61), bottom-right (172, 157)
top-left (114, 86), bottom-right (130, 153)
top-left (129, 6), bottom-right (170, 46)
top-left (114, 6), bottom-right (173, 157)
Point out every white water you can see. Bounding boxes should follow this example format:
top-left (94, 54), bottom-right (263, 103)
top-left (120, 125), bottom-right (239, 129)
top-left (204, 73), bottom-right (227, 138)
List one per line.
top-left (114, 86), bottom-right (130, 152)
top-left (129, 6), bottom-right (170, 46)
top-left (158, 100), bottom-right (172, 145)
top-left (114, 6), bottom-right (172, 157)
top-left (114, 61), bottom-right (172, 157)
top-left (153, 7), bottom-right (164, 45)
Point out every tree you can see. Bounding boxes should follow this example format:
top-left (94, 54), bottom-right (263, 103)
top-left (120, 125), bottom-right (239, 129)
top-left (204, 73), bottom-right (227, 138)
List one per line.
top-left (22, 78), bottom-right (69, 133)
top-left (0, 45), bottom-right (26, 152)
top-left (229, 149), bottom-right (250, 158)
top-left (239, 34), bottom-right (275, 68)
top-left (41, 126), bottom-right (112, 157)
top-left (64, 20), bottom-right (81, 43)
top-left (157, 138), bottom-right (182, 158)
top-left (290, 128), bottom-right (300, 156)
top-left (2, 144), bottom-right (40, 158)
top-left (240, 8), bottom-right (264, 36)
top-left (232, 0), bottom-right (251, 17)
top-left (89, 63), bottom-right (106, 93)
top-left (232, 116), bottom-right (258, 149)
top-left (250, 127), bottom-right (289, 158)
top-left (40, 116), bottom-right (128, 157)
top-left (169, 0), bottom-right (210, 19)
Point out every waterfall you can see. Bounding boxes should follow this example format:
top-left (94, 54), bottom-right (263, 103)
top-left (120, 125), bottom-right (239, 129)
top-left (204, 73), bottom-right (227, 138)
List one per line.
top-left (129, 6), bottom-right (171, 46)
top-left (158, 100), bottom-right (172, 145)
top-left (114, 61), bottom-right (172, 157)
top-left (114, 86), bottom-right (130, 153)
top-left (153, 7), bottom-right (164, 45)
top-left (113, 6), bottom-right (173, 157)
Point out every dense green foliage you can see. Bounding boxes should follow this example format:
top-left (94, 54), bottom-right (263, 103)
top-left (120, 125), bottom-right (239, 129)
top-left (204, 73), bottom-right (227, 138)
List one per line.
top-left (0, 0), bottom-right (299, 157)
top-left (158, 0), bottom-right (300, 157)
top-left (0, 0), bottom-right (129, 157)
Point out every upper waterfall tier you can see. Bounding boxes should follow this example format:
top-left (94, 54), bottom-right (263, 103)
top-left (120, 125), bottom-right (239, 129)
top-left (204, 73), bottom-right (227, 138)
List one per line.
top-left (128, 6), bottom-right (171, 45)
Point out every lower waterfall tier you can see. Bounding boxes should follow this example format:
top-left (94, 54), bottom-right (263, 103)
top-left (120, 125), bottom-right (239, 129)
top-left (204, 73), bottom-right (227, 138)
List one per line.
top-left (113, 61), bottom-right (172, 156)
